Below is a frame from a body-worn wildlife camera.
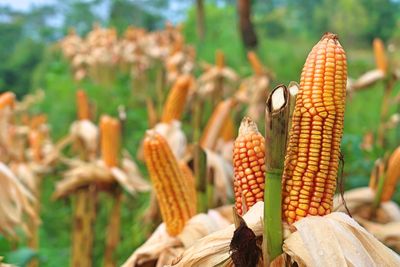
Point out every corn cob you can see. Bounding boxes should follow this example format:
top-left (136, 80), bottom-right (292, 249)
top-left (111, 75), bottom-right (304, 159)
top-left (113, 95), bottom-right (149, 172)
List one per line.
top-left (247, 51), bottom-right (264, 75)
top-left (143, 131), bottom-right (195, 236)
top-left (373, 38), bottom-right (388, 74)
top-left (179, 161), bottom-right (197, 210)
top-left (220, 115), bottom-right (236, 142)
top-left (100, 115), bottom-right (121, 167)
top-left (28, 130), bottom-right (43, 163)
top-left (381, 147), bottom-right (400, 202)
top-left (161, 75), bottom-right (193, 123)
top-left (233, 117), bottom-right (266, 215)
top-left (76, 89), bottom-right (91, 120)
top-left (200, 98), bottom-right (237, 150)
top-left (282, 33), bottom-right (347, 224)
top-left (0, 92), bottom-right (15, 109)
top-left (216, 50), bottom-right (225, 70)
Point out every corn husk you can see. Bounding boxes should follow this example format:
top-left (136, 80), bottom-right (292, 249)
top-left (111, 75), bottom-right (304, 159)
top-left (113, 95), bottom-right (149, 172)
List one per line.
top-left (138, 120), bottom-right (187, 161)
top-left (122, 206), bottom-right (232, 267)
top-left (0, 162), bottom-right (38, 238)
top-left (204, 149), bottom-right (234, 204)
top-left (283, 212), bottom-right (400, 266)
top-left (350, 69), bottom-right (385, 91)
top-left (69, 119), bottom-right (99, 156)
top-left (334, 187), bottom-right (400, 253)
top-left (53, 157), bottom-right (150, 199)
top-left (172, 202), bottom-right (400, 266)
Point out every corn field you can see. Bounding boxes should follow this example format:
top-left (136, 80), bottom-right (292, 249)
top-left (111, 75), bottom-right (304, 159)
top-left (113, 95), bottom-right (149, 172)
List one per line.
top-left (0, 1), bottom-right (400, 267)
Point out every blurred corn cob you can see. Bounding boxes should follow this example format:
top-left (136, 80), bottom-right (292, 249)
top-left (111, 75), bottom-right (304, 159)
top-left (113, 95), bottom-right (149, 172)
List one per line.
top-left (100, 116), bottom-right (121, 167)
top-left (143, 131), bottom-right (195, 236)
top-left (200, 98), bottom-right (237, 150)
top-left (381, 147), bottom-right (400, 202)
top-left (161, 75), bottom-right (193, 123)
top-left (282, 33), bottom-right (347, 224)
top-left (373, 38), bottom-right (388, 75)
top-left (76, 89), bottom-right (91, 120)
top-left (233, 117), bottom-right (265, 215)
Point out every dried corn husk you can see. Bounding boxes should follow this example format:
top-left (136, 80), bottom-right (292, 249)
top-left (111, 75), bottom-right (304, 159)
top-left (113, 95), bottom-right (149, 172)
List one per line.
top-left (283, 212), bottom-right (400, 266)
top-left (69, 119), bottom-right (99, 156)
top-left (172, 201), bottom-right (400, 266)
top-left (53, 156), bottom-right (150, 199)
top-left (334, 187), bottom-right (400, 253)
top-left (350, 69), bottom-right (385, 91)
top-left (122, 206), bottom-right (232, 267)
top-left (0, 162), bottom-right (38, 238)
top-left (204, 149), bottom-right (234, 204)
top-left (137, 120), bottom-right (187, 161)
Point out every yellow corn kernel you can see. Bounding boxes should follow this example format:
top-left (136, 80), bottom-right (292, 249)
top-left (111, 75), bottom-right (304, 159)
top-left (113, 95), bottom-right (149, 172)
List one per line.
top-left (161, 75), bottom-right (193, 123)
top-left (282, 33), bottom-right (347, 224)
top-left (143, 131), bottom-right (196, 236)
top-left (233, 117), bottom-right (265, 215)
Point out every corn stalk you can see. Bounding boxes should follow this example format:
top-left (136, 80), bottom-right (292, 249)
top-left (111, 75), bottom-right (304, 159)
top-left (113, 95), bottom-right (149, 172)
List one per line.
top-left (263, 85), bottom-right (290, 265)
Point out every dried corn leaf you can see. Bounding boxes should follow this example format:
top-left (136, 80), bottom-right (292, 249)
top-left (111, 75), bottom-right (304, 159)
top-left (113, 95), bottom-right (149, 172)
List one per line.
top-left (205, 149), bottom-right (234, 204)
top-left (351, 69), bottom-right (385, 91)
top-left (70, 120), bottom-right (99, 156)
top-left (284, 212), bottom-right (400, 266)
top-left (171, 202), bottom-right (264, 266)
top-left (333, 187), bottom-right (400, 253)
top-left (123, 208), bottom-right (232, 267)
top-left (0, 162), bottom-right (38, 239)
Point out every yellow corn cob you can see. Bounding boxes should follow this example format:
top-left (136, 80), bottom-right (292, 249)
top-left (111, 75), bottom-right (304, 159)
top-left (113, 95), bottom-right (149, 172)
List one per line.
top-left (247, 51), bottom-right (264, 75)
top-left (216, 50), bottom-right (225, 70)
top-left (161, 75), bottom-right (193, 123)
top-left (0, 92), bottom-right (15, 109)
top-left (373, 38), bottom-right (388, 74)
top-left (233, 117), bottom-right (266, 215)
top-left (28, 130), bottom-right (43, 163)
top-left (76, 89), bottom-right (91, 120)
top-left (200, 98), bottom-right (237, 150)
top-left (100, 115), bottom-right (121, 167)
top-left (282, 33), bottom-right (347, 224)
top-left (381, 147), bottom-right (400, 202)
top-left (220, 115), bottom-right (236, 142)
top-left (143, 131), bottom-right (195, 236)
top-left (179, 161), bottom-right (197, 210)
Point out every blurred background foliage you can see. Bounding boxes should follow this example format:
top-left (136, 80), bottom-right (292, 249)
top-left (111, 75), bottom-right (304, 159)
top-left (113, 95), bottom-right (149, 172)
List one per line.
top-left (0, 0), bottom-right (399, 265)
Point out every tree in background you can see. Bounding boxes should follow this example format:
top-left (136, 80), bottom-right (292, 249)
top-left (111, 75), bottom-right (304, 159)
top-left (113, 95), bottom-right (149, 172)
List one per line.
top-left (237, 0), bottom-right (258, 49)
top-left (196, 0), bottom-right (205, 41)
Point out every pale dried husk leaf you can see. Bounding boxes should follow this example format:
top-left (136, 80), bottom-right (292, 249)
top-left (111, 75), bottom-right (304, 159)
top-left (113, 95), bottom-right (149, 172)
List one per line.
top-left (351, 69), bottom-right (385, 91)
top-left (53, 157), bottom-right (149, 199)
top-left (284, 212), bottom-right (400, 266)
top-left (139, 121), bottom-right (186, 160)
top-left (0, 162), bottom-right (38, 239)
top-left (333, 187), bottom-right (400, 252)
top-left (172, 202), bottom-right (400, 267)
top-left (122, 208), bottom-right (232, 267)
top-left (69, 120), bottom-right (99, 156)
top-left (204, 149), bottom-right (234, 203)
top-left (171, 202), bottom-right (264, 266)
